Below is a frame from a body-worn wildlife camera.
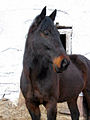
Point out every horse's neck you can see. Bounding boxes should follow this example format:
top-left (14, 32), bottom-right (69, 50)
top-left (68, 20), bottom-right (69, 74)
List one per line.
top-left (30, 57), bottom-right (49, 80)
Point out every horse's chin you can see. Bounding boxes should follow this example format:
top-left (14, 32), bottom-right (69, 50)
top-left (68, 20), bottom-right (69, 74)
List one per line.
top-left (55, 68), bottom-right (64, 73)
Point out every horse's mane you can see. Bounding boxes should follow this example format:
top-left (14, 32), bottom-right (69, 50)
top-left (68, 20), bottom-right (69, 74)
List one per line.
top-left (28, 15), bottom-right (40, 34)
top-left (69, 54), bottom-right (87, 73)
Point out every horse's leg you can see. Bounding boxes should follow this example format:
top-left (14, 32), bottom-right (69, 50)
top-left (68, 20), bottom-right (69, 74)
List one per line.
top-left (25, 99), bottom-right (41, 120)
top-left (44, 99), bottom-right (57, 120)
top-left (67, 97), bottom-right (80, 120)
top-left (83, 89), bottom-right (90, 120)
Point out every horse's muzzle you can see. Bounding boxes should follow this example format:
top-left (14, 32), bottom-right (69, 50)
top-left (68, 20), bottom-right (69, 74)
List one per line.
top-left (53, 55), bottom-right (70, 73)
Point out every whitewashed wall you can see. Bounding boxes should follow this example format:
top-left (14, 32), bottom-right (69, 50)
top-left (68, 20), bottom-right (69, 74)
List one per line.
top-left (0, 0), bottom-right (90, 102)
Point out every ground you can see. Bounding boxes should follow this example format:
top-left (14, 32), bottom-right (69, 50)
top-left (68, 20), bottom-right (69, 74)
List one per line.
top-left (0, 98), bottom-right (86, 120)
top-left (0, 98), bottom-right (71, 120)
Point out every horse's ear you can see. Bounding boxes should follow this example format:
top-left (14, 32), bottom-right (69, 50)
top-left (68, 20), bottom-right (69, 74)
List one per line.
top-left (40, 6), bottom-right (46, 20)
top-left (49, 9), bottom-right (57, 21)
top-left (29, 6), bottom-right (46, 33)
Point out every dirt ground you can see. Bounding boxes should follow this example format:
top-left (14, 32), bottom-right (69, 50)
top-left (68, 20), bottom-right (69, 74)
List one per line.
top-left (0, 97), bottom-right (87, 120)
top-left (0, 98), bottom-right (72, 120)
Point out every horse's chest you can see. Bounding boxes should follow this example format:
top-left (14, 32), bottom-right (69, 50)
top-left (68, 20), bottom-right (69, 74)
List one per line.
top-left (31, 80), bottom-right (50, 102)
top-left (32, 76), bottom-right (58, 103)
top-left (33, 89), bottom-right (49, 103)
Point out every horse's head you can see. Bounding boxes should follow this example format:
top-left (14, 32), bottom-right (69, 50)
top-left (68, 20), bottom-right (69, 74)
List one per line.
top-left (26, 6), bottom-right (70, 73)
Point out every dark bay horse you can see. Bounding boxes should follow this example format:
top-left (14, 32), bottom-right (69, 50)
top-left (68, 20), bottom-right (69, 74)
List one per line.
top-left (58, 54), bottom-right (90, 120)
top-left (20, 7), bottom-right (90, 120)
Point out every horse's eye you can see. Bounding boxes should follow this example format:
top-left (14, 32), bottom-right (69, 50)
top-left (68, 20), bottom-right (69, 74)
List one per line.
top-left (43, 30), bottom-right (50, 36)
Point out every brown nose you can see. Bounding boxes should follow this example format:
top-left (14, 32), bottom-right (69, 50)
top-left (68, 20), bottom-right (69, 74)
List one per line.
top-left (53, 55), bottom-right (70, 73)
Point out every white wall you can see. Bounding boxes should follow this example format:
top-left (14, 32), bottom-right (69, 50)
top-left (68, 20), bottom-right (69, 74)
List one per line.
top-left (0, 0), bottom-right (90, 102)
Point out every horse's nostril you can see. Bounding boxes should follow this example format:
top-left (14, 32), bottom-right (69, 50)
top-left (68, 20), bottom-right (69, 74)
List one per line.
top-left (53, 55), bottom-right (70, 73)
top-left (61, 58), bottom-right (70, 69)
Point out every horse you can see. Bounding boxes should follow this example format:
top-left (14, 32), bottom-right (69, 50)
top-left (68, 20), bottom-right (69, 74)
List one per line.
top-left (20, 7), bottom-right (90, 120)
top-left (58, 54), bottom-right (90, 120)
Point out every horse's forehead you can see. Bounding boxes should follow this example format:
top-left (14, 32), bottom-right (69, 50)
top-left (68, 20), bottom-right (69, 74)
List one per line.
top-left (39, 17), bottom-right (54, 31)
top-left (42, 16), bottom-right (53, 25)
